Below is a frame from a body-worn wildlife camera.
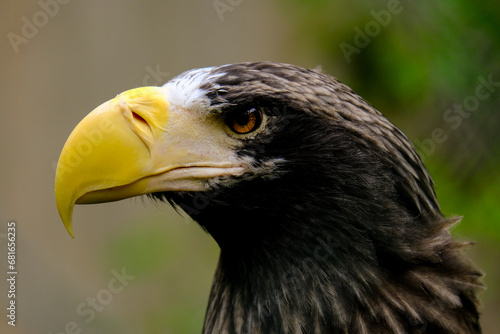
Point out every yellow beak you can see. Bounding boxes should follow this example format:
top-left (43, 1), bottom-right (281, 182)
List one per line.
top-left (55, 86), bottom-right (243, 238)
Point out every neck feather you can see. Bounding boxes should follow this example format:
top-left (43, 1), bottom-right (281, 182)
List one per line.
top-left (200, 211), bottom-right (482, 334)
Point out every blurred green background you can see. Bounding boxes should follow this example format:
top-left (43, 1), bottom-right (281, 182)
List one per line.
top-left (1, 0), bottom-right (498, 333)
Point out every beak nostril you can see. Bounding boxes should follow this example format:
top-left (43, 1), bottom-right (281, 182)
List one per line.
top-left (129, 110), bottom-right (154, 145)
top-left (132, 111), bottom-right (148, 127)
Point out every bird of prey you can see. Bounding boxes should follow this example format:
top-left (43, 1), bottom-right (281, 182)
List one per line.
top-left (55, 62), bottom-right (483, 333)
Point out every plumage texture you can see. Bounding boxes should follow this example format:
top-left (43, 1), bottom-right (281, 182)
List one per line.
top-left (153, 62), bottom-right (483, 333)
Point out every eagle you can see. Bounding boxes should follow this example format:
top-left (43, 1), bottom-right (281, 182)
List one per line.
top-left (55, 62), bottom-right (483, 333)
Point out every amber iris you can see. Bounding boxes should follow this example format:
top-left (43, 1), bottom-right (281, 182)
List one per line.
top-left (227, 108), bottom-right (262, 134)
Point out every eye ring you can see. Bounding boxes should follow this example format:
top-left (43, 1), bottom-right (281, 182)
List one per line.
top-left (226, 108), bottom-right (262, 134)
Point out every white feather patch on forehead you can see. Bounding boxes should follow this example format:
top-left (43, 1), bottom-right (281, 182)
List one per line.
top-left (162, 66), bottom-right (224, 111)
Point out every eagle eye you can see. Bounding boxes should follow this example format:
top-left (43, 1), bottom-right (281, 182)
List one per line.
top-left (226, 108), bottom-right (262, 134)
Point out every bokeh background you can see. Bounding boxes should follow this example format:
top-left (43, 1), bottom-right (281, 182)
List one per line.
top-left (1, 1), bottom-right (499, 333)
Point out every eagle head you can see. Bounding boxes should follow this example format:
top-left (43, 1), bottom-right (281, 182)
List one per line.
top-left (55, 62), bottom-right (483, 333)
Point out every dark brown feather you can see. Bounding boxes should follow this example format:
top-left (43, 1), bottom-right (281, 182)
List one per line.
top-left (157, 62), bottom-right (484, 333)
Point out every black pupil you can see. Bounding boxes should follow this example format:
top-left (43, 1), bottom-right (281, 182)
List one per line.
top-left (234, 109), bottom-right (253, 126)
